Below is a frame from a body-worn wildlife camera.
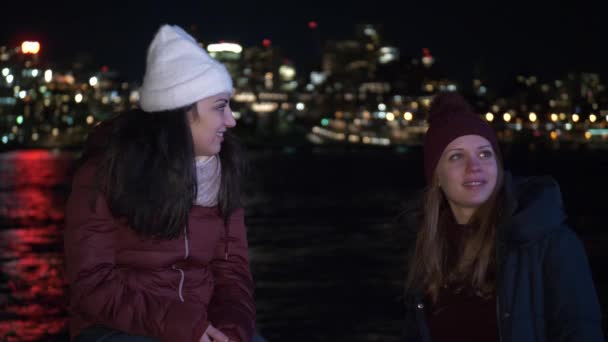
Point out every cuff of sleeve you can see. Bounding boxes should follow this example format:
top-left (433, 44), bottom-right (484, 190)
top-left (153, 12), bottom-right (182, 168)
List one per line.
top-left (163, 301), bottom-right (207, 342)
top-left (217, 324), bottom-right (243, 342)
top-left (192, 318), bottom-right (209, 342)
top-left (214, 320), bottom-right (254, 342)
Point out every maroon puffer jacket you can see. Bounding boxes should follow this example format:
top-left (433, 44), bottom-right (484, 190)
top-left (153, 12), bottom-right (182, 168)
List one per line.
top-left (64, 159), bottom-right (255, 342)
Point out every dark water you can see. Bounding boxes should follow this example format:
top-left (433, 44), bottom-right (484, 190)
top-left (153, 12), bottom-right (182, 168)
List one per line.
top-left (0, 146), bottom-right (607, 341)
top-left (0, 150), bottom-right (72, 341)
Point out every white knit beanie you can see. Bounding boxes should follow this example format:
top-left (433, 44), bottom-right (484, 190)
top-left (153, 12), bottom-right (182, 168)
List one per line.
top-left (139, 24), bottom-right (233, 112)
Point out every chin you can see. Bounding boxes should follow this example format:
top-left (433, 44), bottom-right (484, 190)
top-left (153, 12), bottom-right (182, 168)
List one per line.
top-left (463, 195), bottom-right (492, 208)
top-left (196, 148), bottom-right (220, 157)
top-left (204, 144), bottom-right (222, 156)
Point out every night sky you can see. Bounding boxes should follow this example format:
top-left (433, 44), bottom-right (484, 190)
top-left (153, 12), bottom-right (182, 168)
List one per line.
top-left (2, 0), bottom-right (606, 89)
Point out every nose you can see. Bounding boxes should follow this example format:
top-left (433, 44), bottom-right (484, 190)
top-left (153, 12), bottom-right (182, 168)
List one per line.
top-left (224, 106), bottom-right (236, 128)
top-left (466, 154), bottom-right (482, 173)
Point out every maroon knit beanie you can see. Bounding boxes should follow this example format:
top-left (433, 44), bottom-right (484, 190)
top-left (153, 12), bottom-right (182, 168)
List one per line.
top-left (423, 92), bottom-right (500, 183)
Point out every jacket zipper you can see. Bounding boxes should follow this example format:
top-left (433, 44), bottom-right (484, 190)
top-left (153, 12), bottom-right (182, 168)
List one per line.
top-left (172, 225), bottom-right (190, 303)
top-left (497, 293), bottom-right (503, 342)
top-left (224, 219), bottom-right (230, 260)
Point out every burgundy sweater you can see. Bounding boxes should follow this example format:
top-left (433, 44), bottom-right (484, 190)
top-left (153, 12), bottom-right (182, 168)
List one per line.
top-left (425, 218), bottom-right (498, 342)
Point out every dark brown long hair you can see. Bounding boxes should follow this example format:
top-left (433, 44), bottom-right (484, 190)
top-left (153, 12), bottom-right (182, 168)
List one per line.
top-left (82, 105), bottom-right (243, 240)
top-left (405, 155), bottom-right (504, 302)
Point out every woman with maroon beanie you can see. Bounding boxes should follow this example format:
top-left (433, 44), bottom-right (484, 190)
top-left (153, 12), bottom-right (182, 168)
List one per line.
top-left (403, 92), bottom-right (604, 342)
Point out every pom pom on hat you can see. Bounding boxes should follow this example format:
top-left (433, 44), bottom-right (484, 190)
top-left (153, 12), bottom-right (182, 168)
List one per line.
top-left (423, 92), bottom-right (500, 183)
top-left (427, 92), bottom-right (475, 124)
top-left (139, 24), bottom-right (233, 112)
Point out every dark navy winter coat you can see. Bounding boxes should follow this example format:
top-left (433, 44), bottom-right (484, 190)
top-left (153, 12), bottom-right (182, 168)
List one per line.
top-left (404, 173), bottom-right (604, 342)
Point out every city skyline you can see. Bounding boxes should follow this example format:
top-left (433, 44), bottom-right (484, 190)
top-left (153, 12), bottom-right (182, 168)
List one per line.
top-left (2, 0), bottom-right (607, 87)
top-left (2, 22), bottom-right (607, 152)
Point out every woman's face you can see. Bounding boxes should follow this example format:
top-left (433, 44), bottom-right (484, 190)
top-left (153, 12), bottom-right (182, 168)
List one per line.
top-left (189, 92), bottom-right (235, 156)
top-left (435, 135), bottom-right (498, 219)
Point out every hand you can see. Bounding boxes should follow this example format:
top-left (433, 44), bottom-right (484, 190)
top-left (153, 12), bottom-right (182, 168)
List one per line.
top-left (199, 324), bottom-right (230, 342)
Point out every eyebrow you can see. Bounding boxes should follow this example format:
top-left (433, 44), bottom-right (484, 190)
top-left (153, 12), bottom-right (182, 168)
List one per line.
top-left (214, 99), bottom-right (229, 104)
top-left (445, 145), bottom-right (492, 153)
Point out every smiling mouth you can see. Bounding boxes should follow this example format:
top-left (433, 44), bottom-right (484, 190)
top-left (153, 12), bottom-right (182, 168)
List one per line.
top-left (462, 180), bottom-right (486, 187)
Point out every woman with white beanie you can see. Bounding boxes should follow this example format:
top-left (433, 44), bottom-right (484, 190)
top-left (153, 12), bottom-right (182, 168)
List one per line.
top-left (64, 24), bottom-right (256, 342)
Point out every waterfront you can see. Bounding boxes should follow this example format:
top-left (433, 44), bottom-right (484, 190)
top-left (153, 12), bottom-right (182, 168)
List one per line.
top-left (0, 145), bottom-right (607, 341)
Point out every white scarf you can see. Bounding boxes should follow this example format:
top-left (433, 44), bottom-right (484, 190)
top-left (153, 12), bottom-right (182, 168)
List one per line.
top-left (194, 155), bottom-right (221, 207)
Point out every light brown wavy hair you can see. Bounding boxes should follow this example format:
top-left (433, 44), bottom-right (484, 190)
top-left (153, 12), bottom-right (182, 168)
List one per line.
top-left (405, 156), bottom-right (504, 303)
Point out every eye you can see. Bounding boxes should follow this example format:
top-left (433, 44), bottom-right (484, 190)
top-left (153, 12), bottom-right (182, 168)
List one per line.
top-left (479, 150), bottom-right (494, 159)
top-left (448, 153), bottom-right (462, 161)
